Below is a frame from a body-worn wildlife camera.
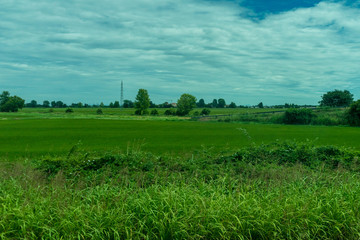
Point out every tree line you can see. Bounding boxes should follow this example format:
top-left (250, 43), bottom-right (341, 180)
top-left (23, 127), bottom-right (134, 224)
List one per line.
top-left (0, 89), bottom-right (357, 114)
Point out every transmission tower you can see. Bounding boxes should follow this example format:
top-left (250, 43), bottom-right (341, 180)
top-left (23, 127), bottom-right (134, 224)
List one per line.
top-left (120, 81), bottom-right (124, 108)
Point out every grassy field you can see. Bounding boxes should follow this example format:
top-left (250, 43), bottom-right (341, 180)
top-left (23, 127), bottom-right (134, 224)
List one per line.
top-left (1, 109), bottom-right (360, 239)
top-left (1, 118), bottom-right (360, 158)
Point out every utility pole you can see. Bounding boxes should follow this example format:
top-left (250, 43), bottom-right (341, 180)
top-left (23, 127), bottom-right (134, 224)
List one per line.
top-left (120, 81), bottom-right (124, 108)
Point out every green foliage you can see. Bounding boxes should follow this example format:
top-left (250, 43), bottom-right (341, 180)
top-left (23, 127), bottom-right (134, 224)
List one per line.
top-left (164, 109), bottom-right (176, 116)
top-left (176, 93), bottom-right (196, 116)
top-left (65, 108), bottom-right (74, 113)
top-left (217, 98), bottom-right (226, 108)
top-left (96, 108), bottom-right (103, 114)
top-left (197, 98), bottom-right (205, 108)
top-left (347, 100), bottom-right (360, 126)
top-left (228, 102), bottom-right (236, 108)
top-left (258, 102), bottom-right (264, 108)
top-left (3, 141), bottom-right (360, 239)
top-left (200, 108), bottom-right (211, 115)
top-left (135, 89), bottom-right (150, 115)
top-left (150, 109), bottom-right (159, 116)
top-left (282, 108), bottom-right (315, 124)
top-left (319, 89), bottom-right (353, 107)
top-left (0, 91), bottom-right (25, 112)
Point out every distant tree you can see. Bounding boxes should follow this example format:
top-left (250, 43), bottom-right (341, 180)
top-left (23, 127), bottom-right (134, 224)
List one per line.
top-left (134, 89), bottom-right (150, 115)
top-left (197, 99), bottom-right (205, 108)
top-left (28, 100), bottom-right (37, 108)
top-left (347, 100), bottom-right (360, 126)
top-left (55, 101), bottom-right (64, 108)
top-left (123, 100), bottom-right (134, 108)
top-left (0, 91), bottom-right (10, 106)
top-left (43, 100), bottom-right (50, 108)
top-left (258, 102), bottom-right (264, 108)
top-left (176, 93), bottom-right (197, 116)
top-left (100, 102), bottom-right (105, 108)
top-left (77, 102), bottom-right (83, 108)
top-left (113, 101), bottom-right (120, 108)
top-left (212, 99), bottom-right (218, 108)
top-left (218, 98), bottom-right (226, 108)
top-left (0, 91), bottom-right (25, 112)
top-left (229, 102), bottom-right (237, 108)
top-left (149, 101), bottom-right (157, 108)
top-left (109, 102), bottom-right (114, 108)
top-left (51, 101), bottom-right (56, 108)
top-left (319, 90), bottom-right (353, 107)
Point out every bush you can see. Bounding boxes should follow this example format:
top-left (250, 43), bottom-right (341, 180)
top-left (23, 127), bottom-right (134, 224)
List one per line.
top-left (164, 109), bottom-right (176, 116)
top-left (282, 108), bottom-right (315, 124)
top-left (200, 108), bottom-right (211, 115)
top-left (150, 109), bottom-right (159, 116)
top-left (347, 100), bottom-right (360, 126)
top-left (96, 109), bottom-right (103, 115)
top-left (65, 108), bottom-right (74, 113)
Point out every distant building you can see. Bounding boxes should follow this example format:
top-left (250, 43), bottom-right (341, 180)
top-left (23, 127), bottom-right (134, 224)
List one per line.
top-left (171, 103), bottom-right (177, 108)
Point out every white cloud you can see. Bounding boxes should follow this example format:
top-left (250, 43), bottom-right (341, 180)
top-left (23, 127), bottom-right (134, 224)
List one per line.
top-left (0, 0), bottom-right (359, 104)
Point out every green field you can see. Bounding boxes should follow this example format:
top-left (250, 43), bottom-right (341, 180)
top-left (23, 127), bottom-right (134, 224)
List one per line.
top-left (2, 109), bottom-right (360, 239)
top-left (1, 118), bottom-right (360, 158)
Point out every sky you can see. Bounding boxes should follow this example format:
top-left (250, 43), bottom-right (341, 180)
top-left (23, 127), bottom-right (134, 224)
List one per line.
top-left (0, 0), bottom-right (359, 105)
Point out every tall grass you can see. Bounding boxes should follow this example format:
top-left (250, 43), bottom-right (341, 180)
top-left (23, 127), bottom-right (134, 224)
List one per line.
top-left (1, 141), bottom-right (360, 239)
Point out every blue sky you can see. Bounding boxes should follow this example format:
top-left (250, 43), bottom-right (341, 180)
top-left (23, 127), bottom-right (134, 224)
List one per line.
top-left (0, 0), bottom-right (359, 105)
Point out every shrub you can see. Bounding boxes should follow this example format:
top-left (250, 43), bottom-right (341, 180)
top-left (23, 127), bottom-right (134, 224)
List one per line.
top-left (201, 108), bottom-right (211, 115)
top-left (49, 108), bottom-right (54, 113)
top-left (164, 109), bottom-right (176, 116)
top-left (347, 100), bottom-right (360, 126)
top-left (150, 109), bottom-right (159, 116)
top-left (282, 108), bottom-right (315, 124)
top-left (65, 108), bottom-right (74, 113)
top-left (96, 109), bottom-right (103, 114)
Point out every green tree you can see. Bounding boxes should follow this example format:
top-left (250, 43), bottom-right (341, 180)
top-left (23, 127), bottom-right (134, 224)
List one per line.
top-left (347, 100), bottom-right (360, 126)
top-left (197, 99), bottom-right (205, 108)
top-left (113, 101), bottom-right (120, 108)
top-left (319, 90), bottom-right (353, 107)
top-left (229, 102), bottom-right (237, 108)
top-left (258, 102), bottom-right (264, 108)
top-left (176, 93), bottom-right (196, 116)
top-left (0, 91), bottom-right (10, 106)
top-left (43, 100), bottom-right (50, 108)
top-left (123, 100), bottom-right (134, 108)
top-left (212, 99), bottom-right (218, 108)
top-left (218, 98), bottom-right (226, 108)
top-left (134, 89), bottom-right (150, 115)
top-left (0, 95), bottom-right (25, 112)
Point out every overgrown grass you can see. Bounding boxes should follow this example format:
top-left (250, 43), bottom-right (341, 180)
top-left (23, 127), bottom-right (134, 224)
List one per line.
top-left (1, 141), bottom-right (360, 239)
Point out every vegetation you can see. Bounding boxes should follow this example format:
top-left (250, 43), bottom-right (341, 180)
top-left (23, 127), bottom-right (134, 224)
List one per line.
top-left (347, 100), bottom-right (360, 126)
top-left (134, 89), bottom-right (150, 115)
top-left (319, 89), bottom-right (354, 107)
top-left (282, 108), bottom-right (315, 124)
top-left (0, 91), bottom-right (25, 112)
top-left (176, 93), bottom-right (197, 116)
top-left (2, 141), bottom-right (360, 239)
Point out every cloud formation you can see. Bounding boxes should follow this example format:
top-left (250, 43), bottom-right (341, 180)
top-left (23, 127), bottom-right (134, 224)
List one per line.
top-left (0, 0), bottom-right (359, 105)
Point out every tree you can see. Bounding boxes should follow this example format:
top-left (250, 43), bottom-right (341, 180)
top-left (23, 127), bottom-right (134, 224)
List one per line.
top-left (197, 99), bottom-right (205, 108)
top-left (319, 90), bottom-right (353, 107)
top-left (229, 102), bottom-right (237, 108)
top-left (258, 102), bottom-right (264, 108)
top-left (134, 89), bottom-right (150, 115)
top-left (0, 91), bottom-right (10, 106)
top-left (347, 100), bottom-right (360, 126)
top-left (113, 101), bottom-right (120, 108)
top-left (212, 99), bottom-right (218, 108)
top-left (0, 95), bottom-right (25, 112)
top-left (29, 100), bottom-right (37, 108)
top-left (176, 93), bottom-right (196, 116)
top-left (43, 100), bottom-right (50, 108)
top-left (218, 98), bottom-right (226, 108)
top-left (123, 100), bottom-right (134, 108)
